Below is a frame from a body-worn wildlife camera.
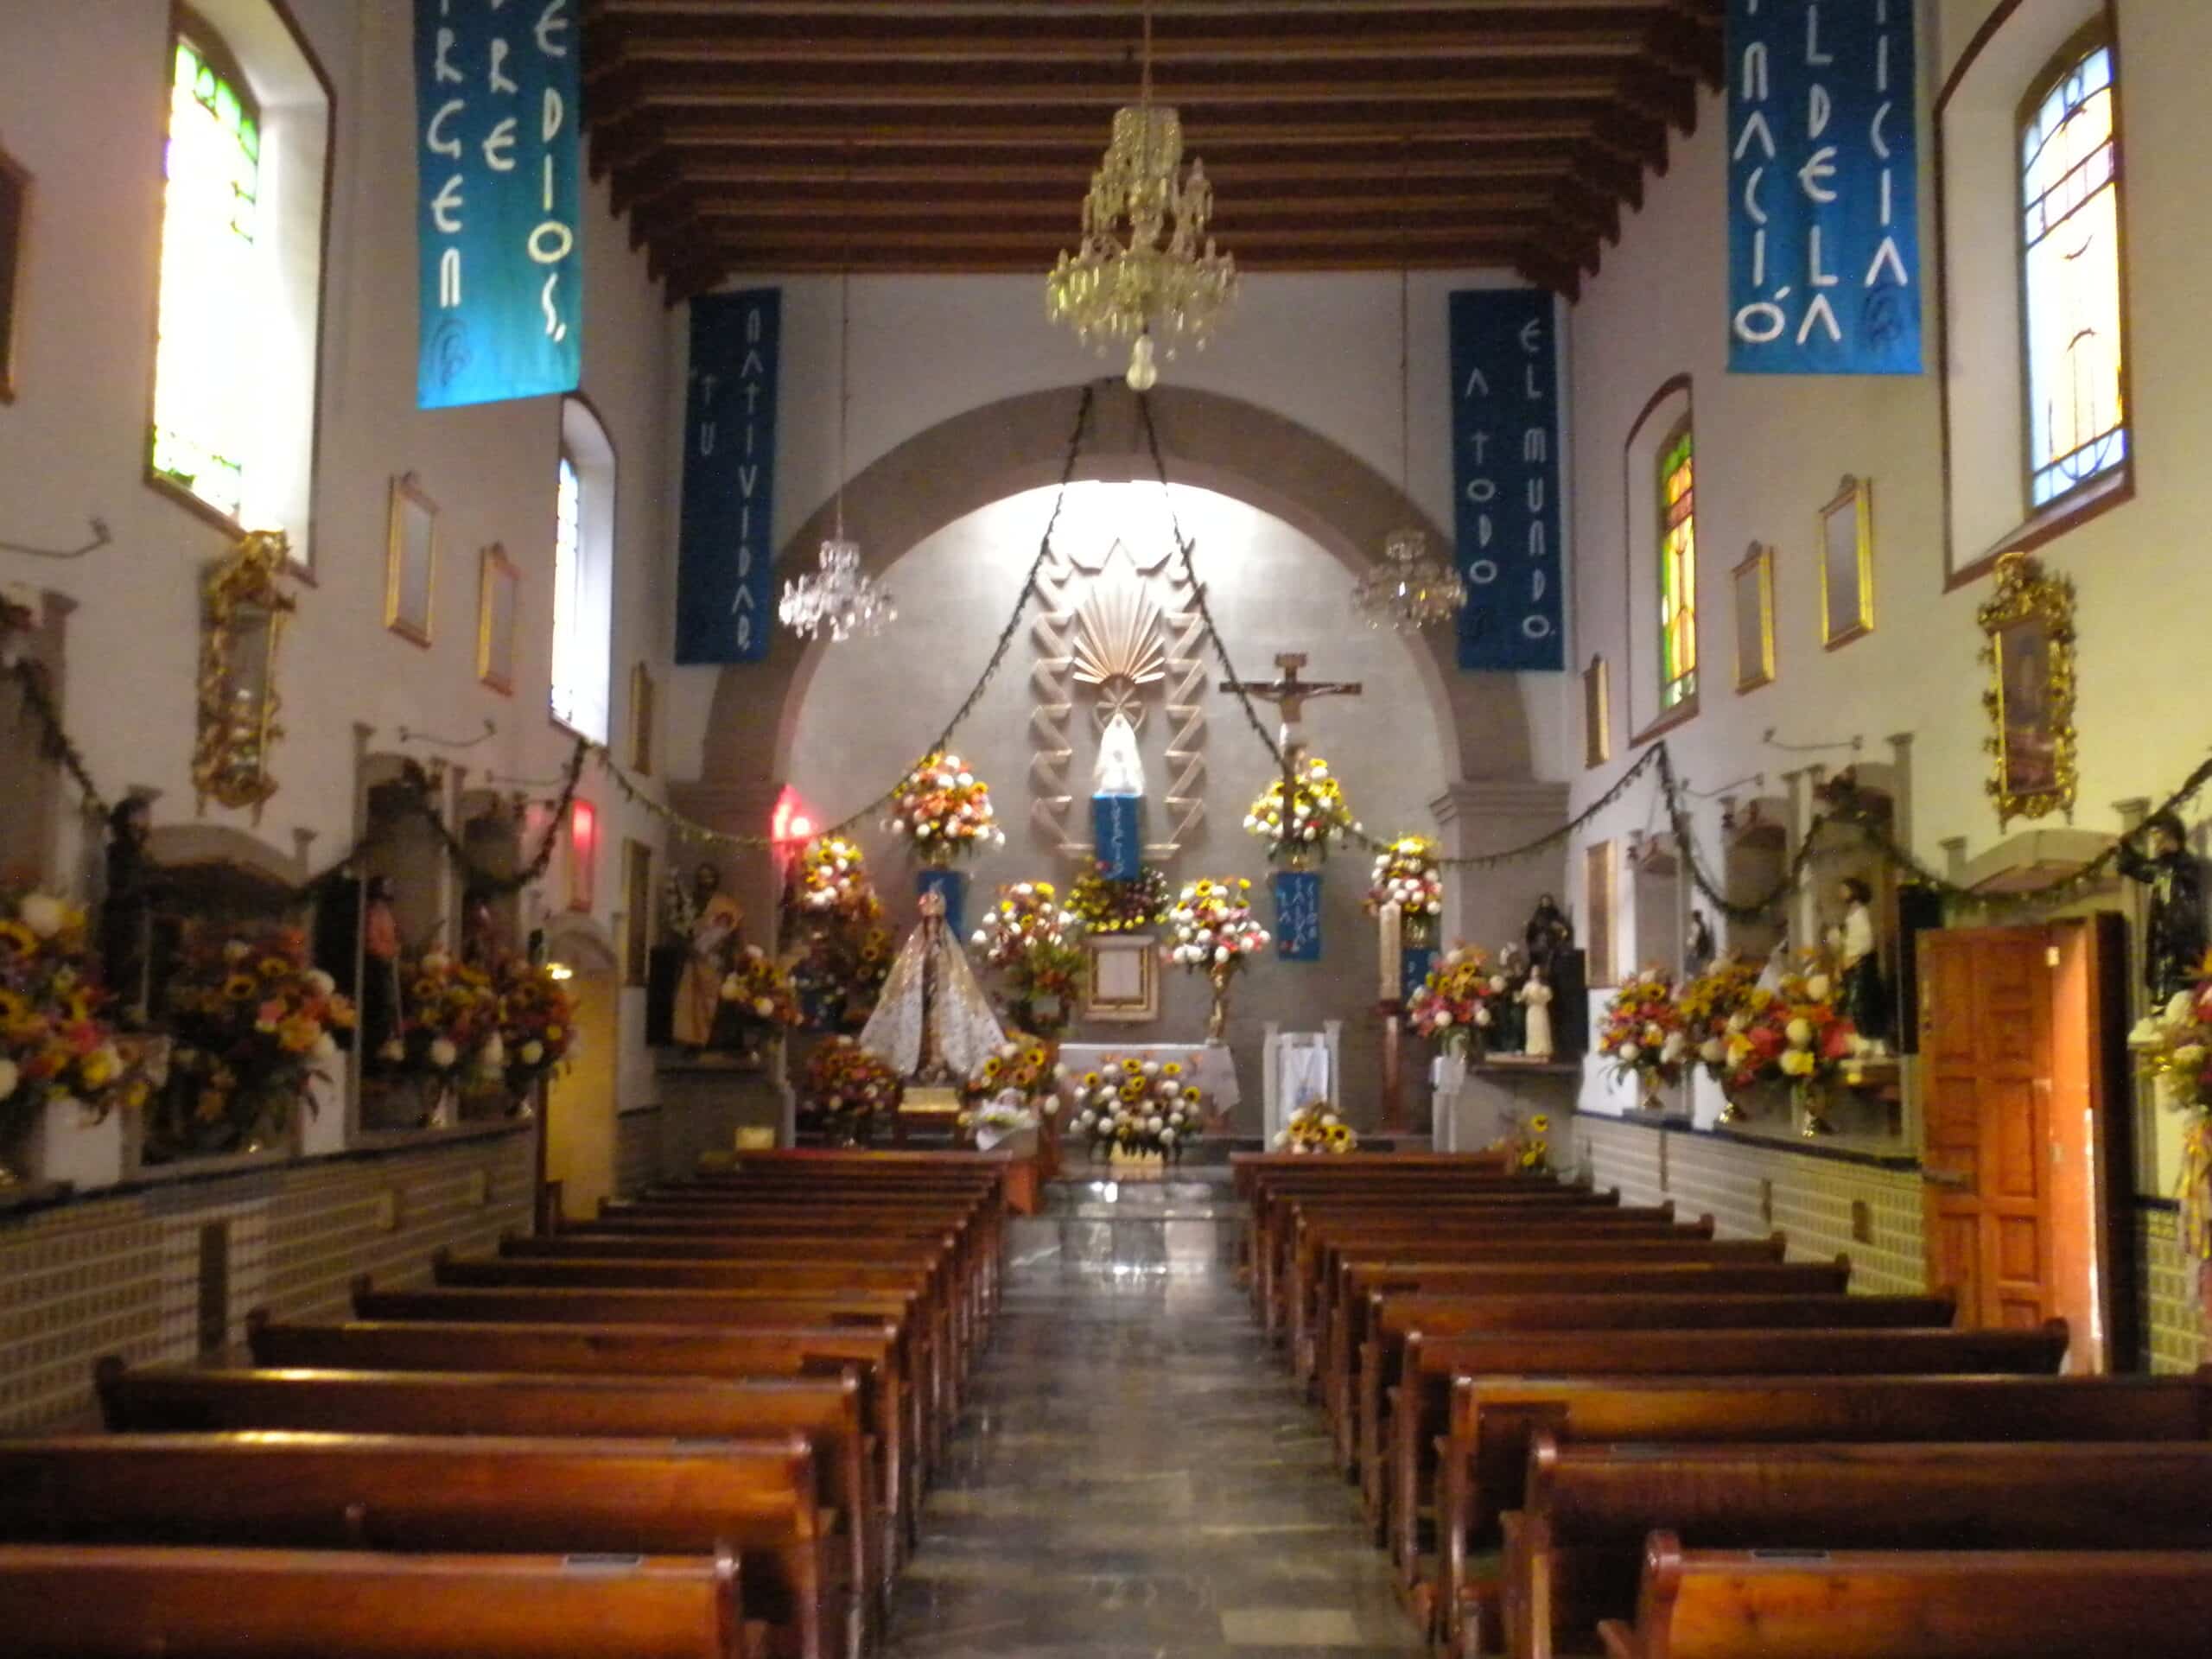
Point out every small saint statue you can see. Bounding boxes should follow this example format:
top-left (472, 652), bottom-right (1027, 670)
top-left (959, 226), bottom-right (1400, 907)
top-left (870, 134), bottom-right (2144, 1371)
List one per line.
top-left (362, 874), bottom-right (405, 1067)
top-left (1093, 712), bottom-right (1146, 798)
top-left (673, 863), bottom-right (744, 1051)
top-left (2120, 810), bottom-right (2209, 1003)
top-left (1524, 893), bottom-right (1573, 978)
top-left (1493, 941), bottom-right (1529, 1053)
top-left (1518, 966), bottom-right (1555, 1063)
top-left (99, 797), bottom-right (158, 1027)
top-left (1827, 878), bottom-right (1890, 1050)
top-left (857, 887), bottom-right (1005, 1085)
top-left (1686, 911), bottom-right (1717, 976)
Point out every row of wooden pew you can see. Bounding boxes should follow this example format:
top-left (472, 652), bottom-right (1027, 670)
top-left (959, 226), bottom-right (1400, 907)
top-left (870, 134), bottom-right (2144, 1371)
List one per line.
top-left (1234, 1149), bottom-right (2212, 1658)
top-left (0, 1149), bottom-right (1011, 1659)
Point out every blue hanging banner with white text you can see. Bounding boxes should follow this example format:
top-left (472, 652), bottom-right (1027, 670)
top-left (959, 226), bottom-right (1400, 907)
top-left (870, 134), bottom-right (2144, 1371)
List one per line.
top-left (676, 289), bottom-right (782, 664)
top-left (1450, 289), bottom-right (1565, 672)
top-left (1726, 0), bottom-right (1922, 375)
top-left (413, 0), bottom-right (582, 410)
top-left (1272, 871), bottom-right (1323, 963)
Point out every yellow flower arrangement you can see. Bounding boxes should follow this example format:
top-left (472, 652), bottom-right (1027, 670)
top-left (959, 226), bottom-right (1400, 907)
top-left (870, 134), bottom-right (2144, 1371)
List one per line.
top-left (1277, 1100), bottom-right (1357, 1155)
top-left (1061, 1051), bottom-right (1211, 1158)
top-left (1244, 755), bottom-right (1360, 865)
top-left (0, 886), bottom-right (146, 1160)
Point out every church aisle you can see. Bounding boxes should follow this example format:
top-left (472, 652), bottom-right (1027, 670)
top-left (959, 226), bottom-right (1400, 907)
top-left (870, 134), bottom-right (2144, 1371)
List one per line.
top-left (883, 1262), bottom-right (1425, 1659)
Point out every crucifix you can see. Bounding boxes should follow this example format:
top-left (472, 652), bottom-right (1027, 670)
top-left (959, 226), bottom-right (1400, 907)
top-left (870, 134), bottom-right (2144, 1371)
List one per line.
top-left (1220, 652), bottom-right (1363, 819)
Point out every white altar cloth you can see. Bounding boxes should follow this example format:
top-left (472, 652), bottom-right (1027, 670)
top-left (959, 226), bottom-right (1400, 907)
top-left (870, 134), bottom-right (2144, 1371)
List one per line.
top-left (1058, 1042), bottom-right (1241, 1122)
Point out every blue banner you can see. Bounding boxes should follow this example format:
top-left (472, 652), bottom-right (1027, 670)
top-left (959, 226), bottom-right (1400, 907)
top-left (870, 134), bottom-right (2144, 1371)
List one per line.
top-left (1271, 871), bottom-right (1322, 963)
top-left (918, 868), bottom-right (968, 942)
top-left (1450, 289), bottom-right (1565, 672)
top-left (1401, 945), bottom-right (1437, 1008)
top-left (676, 289), bottom-right (782, 664)
top-left (1726, 0), bottom-right (1922, 374)
top-left (1091, 796), bottom-right (1142, 881)
top-left (413, 0), bottom-right (582, 410)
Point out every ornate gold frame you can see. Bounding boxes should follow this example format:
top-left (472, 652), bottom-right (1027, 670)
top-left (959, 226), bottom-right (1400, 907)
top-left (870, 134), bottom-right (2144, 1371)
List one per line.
top-left (1582, 655), bottom-right (1611, 768)
top-left (1819, 475), bottom-right (1875, 649)
top-left (1978, 550), bottom-right (2079, 827)
top-left (385, 473), bottom-right (437, 645)
top-left (476, 542), bottom-right (518, 694)
top-left (1084, 932), bottom-right (1160, 1023)
top-left (191, 530), bottom-right (296, 820)
top-left (1732, 542), bottom-right (1776, 691)
top-left (629, 661), bottom-right (656, 776)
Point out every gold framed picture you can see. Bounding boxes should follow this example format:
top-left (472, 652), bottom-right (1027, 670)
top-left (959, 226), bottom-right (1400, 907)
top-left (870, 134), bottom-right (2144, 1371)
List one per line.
top-left (476, 543), bottom-right (518, 695)
top-left (1584, 840), bottom-right (1616, 988)
top-left (1818, 475), bottom-right (1874, 650)
top-left (1083, 933), bottom-right (1159, 1023)
top-left (621, 838), bottom-right (653, 986)
top-left (385, 474), bottom-right (438, 646)
top-left (1978, 551), bottom-right (2078, 828)
top-left (1732, 542), bottom-right (1776, 692)
top-left (0, 144), bottom-right (28, 404)
top-left (1582, 656), bottom-right (1611, 769)
top-left (629, 661), bottom-right (656, 776)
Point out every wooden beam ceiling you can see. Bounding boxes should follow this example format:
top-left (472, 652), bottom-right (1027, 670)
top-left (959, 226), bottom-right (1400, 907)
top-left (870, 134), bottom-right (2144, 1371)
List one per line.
top-left (583, 0), bottom-right (1722, 301)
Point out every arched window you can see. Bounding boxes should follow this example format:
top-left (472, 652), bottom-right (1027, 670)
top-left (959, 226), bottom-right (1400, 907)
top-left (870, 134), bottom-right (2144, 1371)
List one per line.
top-left (1656, 418), bottom-right (1696, 711)
top-left (2020, 27), bottom-right (2126, 509)
top-left (151, 24), bottom-right (261, 522)
top-left (551, 398), bottom-right (614, 742)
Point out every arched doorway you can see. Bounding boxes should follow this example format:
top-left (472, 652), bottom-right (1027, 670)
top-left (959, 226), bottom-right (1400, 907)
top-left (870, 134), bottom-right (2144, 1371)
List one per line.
top-left (540, 919), bottom-right (620, 1220)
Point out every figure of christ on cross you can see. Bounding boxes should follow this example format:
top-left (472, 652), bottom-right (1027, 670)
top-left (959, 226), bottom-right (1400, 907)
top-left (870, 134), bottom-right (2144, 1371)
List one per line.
top-left (1219, 652), bottom-right (1363, 830)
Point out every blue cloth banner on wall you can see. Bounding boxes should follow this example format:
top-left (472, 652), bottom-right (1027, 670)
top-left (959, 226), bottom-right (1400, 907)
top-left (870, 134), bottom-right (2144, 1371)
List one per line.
top-left (676, 289), bottom-right (782, 664)
top-left (1450, 289), bottom-right (1565, 672)
top-left (412, 0), bottom-right (582, 410)
top-left (1271, 871), bottom-right (1323, 963)
top-left (1726, 0), bottom-right (1922, 375)
top-left (1401, 946), bottom-right (1437, 1008)
top-left (1091, 796), bottom-right (1143, 881)
top-left (918, 868), bottom-right (969, 942)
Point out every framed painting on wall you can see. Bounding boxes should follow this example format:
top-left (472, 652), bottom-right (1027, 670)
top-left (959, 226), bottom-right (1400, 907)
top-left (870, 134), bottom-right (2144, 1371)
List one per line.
top-left (1977, 551), bottom-right (2078, 826)
top-left (476, 543), bottom-right (518, 694)
top-left (1582, 655), bottom-right (1611, 768)
top-left (629, 661), bottom-right (656, 776)
top-left (1732, 543), bottom-right (1775, 691)
top-left (0, 144), bottom-right (27, 403)
top-left (1819, 476), bottom-right (1874, 649)
top-left (1084, 933), bottom-right (1159, 1023)
top-left (385, 474), bottom-right (438, 645)
top-left (1584, 840), bottom-right (1617, 988)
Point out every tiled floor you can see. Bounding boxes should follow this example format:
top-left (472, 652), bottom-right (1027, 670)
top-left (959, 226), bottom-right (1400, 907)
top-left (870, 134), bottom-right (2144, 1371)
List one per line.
top-left (884, 1257), bottom-right (1426, 1658)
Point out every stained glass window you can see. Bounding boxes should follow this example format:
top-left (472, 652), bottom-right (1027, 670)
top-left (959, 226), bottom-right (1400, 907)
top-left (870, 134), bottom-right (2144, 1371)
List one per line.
top-left (2021, 37), bottom-right (2126, 509)
top-left (151, 33), bottom-right (260, 522)
top-left (1657, 421), bottom-right (1697, 711)
top-left (550, 453), bottom-right (588, 733)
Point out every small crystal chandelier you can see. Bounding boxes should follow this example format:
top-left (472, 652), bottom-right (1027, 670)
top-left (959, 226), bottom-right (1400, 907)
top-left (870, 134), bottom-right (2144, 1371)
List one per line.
top-left (781, 250), bottom-right (894, 642)
top-left (1046, 2), bottom-right (1236, 391)
top-left (1353, 235), bottom-right (1467, 632)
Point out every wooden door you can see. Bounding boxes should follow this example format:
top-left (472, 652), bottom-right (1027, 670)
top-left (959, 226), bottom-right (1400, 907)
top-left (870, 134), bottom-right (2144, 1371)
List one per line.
top-left (1920, 929), bottom-right (2054, 1329)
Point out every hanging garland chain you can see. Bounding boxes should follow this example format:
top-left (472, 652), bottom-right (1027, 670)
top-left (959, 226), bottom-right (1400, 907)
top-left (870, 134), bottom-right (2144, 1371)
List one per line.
top-left (396, 739), bottom-right (589, 899)
top-left (9, 658), bottom-right (110, 820)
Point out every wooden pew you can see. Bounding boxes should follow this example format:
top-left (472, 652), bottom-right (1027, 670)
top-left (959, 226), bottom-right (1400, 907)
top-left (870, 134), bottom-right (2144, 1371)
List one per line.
top-left (247, 1313), bottom-right (918, 1576)
top-left (1506, 1437), bottom-right (2212, 1659)
top-left (0, 1436), bottom-right (819, 1659)
top-left (1598, 1534), bottom-right (2212, 1659)
top-left (1385, 1323), bottom-right (2072, 1593)
top-left (95, 1363), bottom-right (873, 1659)
top-left (0, 1543), bottom-right (753, 1659)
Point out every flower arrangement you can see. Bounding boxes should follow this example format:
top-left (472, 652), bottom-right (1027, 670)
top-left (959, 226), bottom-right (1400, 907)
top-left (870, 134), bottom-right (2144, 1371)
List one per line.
top-left (1677, 956), bottom-right (1773, 1092)
top-left (1512, 1111), bottom-right (1553, 1173)
top-left (1162, 878), bottom-right (1270, 974)
top-left (792, 836), bottom-right (883, 925)
top-left (800, 1038), bottom-right (901, 1141)
top-left (1243, 755), bottom-right (1359, 864)
top-left (383, 948), bottom-right (502, 1079)
top-left (959, 1035), bottom-right (1065, 1149)
top-left (1366, 836), bottom-right (1445, 940)
top-left (886, 752), bottom-right (1005, 863)
top-left (496, 959), bottom-right (575, 1093)
top-left (2131, 971), bottom-right (2212, 1117)
top-left (1598, 969), bottom-right (1689, 1099)
top-left (1408, 944), bottom-right (1503, 1053)
top-left (1067, 862), bottom-right (1173, 935)
top-left (971, 880), bottom-right (1085, 1033)
top-left (1063, 1052), bottom-right (1210, 1158)
top-left (0, 888), bottom-right (144, 1166)
top-left (1274, 1099), bottom-right (1356, 1154)
top-left (156, 924), bottom-right (354, 1159)
top-left (721, 944), bottom-right (803, 1033)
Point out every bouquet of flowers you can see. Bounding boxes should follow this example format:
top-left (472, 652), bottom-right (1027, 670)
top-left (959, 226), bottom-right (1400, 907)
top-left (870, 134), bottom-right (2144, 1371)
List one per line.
top-left (791, 836), bottom-right (883, 925)
top-left (800, 1038), bottom-right (901, 1141)
top-left (1067, 862), bottom-right (1173, 935)
top-left (1274, 1099), bottom-right (1356, 1154)
top-left (1598, 969), bottom-right (1688, 1099)
top-left (1244, 755), bottom-right (1359, 864)
top-left (959, 1035), bottom-right (1064, 1149)
top-left (721, 944), bottom-right (802, 1033)
top-left (0, 887), bottom-right (144, 1158)
top-left (497, 959), bottom-right (576, 1094)
top-left (1408, 944), bottom-right (1503, 1053)
top-left (385, 948), bottom-right (505, 1081)
top-left (1366, 836), bottom-right (1445, 939)
top-left (159, 924), bottom-right (354, 1157)
top-left (1162, 878), bottom-right (1269, 976)
top-left (2131, 969), bottom-right (2212, 1117)
top-left (1510, 1110), bottom-right (1553, 1173)
top-left (971, 880), bottom-right (1085, 1033)
top-left (886, 751), bottom-right (1005, 862)
top-left (1677, 956), bottom-right (1773, 1092)
top-left (1063, 1052), bottom-right (1210, 1158)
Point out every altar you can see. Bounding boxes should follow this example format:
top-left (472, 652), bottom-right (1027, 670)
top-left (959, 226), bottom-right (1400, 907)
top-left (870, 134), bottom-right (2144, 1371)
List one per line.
top-left (1057, 1041), bottom-right (1241, 1124)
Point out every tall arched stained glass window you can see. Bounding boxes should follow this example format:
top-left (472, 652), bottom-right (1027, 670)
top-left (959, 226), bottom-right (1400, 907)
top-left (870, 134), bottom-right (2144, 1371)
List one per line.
top-left (550, 452), bottom-right (587, 731)
top-left (151, 26), bottom-right (262, 522)
top-left (1657, 419), bottom-right (1697, 711)
top-left (2021, 31), bottom-right (2126, 509)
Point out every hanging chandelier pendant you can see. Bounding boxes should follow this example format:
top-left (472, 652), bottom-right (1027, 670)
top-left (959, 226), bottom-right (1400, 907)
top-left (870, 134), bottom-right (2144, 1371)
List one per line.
top-left (780, 535), bottom-right (896, 643)
top-left (1046, 12), bottom-right (1236, 389)
top-left (1353, 527), bottom-right (1469, 633)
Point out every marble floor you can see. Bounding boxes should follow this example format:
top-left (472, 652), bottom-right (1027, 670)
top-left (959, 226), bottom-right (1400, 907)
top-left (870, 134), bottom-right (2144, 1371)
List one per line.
top-left (883, 1254), bottom-right (1426, 1658)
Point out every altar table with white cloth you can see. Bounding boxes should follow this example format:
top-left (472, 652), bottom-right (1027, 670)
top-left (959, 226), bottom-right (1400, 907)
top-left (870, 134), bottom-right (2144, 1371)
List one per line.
top-left (1058, 1042), bottom-right (1241, 1127)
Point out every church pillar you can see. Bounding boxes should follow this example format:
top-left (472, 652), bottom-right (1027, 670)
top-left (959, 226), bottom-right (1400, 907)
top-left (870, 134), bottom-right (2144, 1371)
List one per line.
top-left (1428, 779), bottom-right (1572, 953)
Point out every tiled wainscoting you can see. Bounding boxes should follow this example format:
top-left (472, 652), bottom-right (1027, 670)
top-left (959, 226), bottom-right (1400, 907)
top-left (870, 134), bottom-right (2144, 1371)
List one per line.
top-left (2138, 1205), bottom-right (2205, 1373)
top-left (0, 1126), bottom-right (535, 1433)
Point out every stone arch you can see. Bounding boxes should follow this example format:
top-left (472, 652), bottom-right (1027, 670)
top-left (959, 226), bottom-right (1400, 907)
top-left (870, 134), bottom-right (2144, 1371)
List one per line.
top-left (694, 380), bottom-right (1535, 804)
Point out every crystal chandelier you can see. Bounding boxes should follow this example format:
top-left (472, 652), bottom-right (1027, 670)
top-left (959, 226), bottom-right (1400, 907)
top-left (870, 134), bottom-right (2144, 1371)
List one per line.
top-left (1353, 248), bottom-right (1466, 632)
top-left (781, 254), bottom-right (894, 642)
top-left (1046, 3), bottom-right (1236, 391)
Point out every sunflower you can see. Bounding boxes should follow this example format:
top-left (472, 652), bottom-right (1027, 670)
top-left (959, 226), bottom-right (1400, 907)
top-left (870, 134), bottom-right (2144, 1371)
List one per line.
top-left (257, 957), bottom-right (290, 980)
top-left (1081, 1071), bottom-right (1103, 1089)
top-left (1120, 1079), bottom-right (1146, 1103)
top-left (981, 1056), bottom-right (1004, 1079)
top-left (0, 919), bottom-right (37, 955)
top-left (1161, 1061), bottom-right (1183, 1078)
top-left (222, 974), bottom-right (257, 1001)
top-left (1121, 1058), bottom-right (1142, 1076)
top-left (1180, 1084), bottom-right (1203, 1104)
top-left (0, 988), bottom-right (29, 1026)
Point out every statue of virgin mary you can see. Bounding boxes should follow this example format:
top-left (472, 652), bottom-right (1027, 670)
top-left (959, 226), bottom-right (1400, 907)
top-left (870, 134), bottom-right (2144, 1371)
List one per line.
top-left (857, 887), bottom-right (1006, 1084)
